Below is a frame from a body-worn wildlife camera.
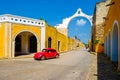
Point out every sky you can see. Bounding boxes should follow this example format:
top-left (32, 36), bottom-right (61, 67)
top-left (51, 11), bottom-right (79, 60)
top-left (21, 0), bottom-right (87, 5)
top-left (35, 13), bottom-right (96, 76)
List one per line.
top-left (0, 0), bottom-right (103, 43)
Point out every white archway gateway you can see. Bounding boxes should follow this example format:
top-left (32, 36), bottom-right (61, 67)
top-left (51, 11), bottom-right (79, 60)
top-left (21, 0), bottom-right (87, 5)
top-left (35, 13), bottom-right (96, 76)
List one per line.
top-left (55, 8), bottom-right (93, 36)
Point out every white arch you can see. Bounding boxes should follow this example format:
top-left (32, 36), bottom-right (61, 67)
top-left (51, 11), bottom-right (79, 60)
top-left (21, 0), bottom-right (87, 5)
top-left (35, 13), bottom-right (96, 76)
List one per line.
top-left (111, 20), bottom-right (119, 62)
top-left (55, 8), bottom-right (93, 28)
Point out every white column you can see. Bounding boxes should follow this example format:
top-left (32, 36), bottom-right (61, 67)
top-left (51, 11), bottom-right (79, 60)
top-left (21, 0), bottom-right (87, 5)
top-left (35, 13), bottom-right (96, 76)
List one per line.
top-left (41, 26), bottom-right (46, 50)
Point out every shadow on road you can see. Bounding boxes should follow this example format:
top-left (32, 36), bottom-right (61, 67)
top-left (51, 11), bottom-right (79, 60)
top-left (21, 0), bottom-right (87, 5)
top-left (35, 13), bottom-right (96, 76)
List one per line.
top-left (97, 54), bottom-right (120, 80)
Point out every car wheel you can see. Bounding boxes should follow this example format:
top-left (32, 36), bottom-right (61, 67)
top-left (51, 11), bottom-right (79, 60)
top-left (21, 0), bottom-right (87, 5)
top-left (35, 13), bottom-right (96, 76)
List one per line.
top-left (41, 56), bottom-right (45, 60)
top-left (56, 55), bottom-right (59, 58)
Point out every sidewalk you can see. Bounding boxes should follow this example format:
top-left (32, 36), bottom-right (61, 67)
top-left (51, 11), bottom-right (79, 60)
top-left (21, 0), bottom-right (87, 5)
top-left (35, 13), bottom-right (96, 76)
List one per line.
top-left (87, 53), bottom-right (120, 80)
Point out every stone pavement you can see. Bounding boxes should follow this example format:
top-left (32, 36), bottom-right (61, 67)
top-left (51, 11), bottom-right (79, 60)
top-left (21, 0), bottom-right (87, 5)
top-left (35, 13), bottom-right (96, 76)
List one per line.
top-left (87, 53), bottom-right (120, 80)
top-left (0, 48), bottom-right (94, 80)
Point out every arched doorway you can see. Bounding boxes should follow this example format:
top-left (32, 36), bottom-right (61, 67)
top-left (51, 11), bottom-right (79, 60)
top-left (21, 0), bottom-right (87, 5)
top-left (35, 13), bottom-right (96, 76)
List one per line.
top-left (111, 22), bottom-right (118, 62)
top-left (48, 37), bottom-right (52, 48)
top-left (15, 35), bottom-right (21, 53)
top-left (29, 35), bottom-right (37, 53)
top-left (15, 31), bottom-right (37, 56)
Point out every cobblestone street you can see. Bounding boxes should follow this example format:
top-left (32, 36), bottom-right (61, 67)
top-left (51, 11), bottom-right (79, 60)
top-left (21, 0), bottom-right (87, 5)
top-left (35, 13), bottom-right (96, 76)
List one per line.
top-left (0, 48), bottom-right (94, 80)
top-left (0, 48), bottom-right (120, 80)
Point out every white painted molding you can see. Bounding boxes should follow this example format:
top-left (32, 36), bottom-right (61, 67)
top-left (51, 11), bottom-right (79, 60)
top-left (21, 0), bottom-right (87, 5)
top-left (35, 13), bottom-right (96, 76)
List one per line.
top-left (55, 8), bottom-right (93, 28)
top-left (0, 14), bottom-right (45, 27)
top-left (41, 26), bottom-right (46, 50)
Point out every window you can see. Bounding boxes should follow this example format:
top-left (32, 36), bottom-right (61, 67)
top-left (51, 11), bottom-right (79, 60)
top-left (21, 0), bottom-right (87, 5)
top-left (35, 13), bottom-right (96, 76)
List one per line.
top-left (11, 18), bottom-right (14, 20)
top-left (15, 19), bottom-right (18, 21)
top-left (42, 49), bottom-right (47, 52)
top-left (23, 20), bottom-right (26, 22)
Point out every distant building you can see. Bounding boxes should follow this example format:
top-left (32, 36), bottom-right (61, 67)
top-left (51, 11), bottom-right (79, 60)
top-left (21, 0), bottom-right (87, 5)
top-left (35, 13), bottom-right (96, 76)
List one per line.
top-left (91, 0), bottom-right (111, 53)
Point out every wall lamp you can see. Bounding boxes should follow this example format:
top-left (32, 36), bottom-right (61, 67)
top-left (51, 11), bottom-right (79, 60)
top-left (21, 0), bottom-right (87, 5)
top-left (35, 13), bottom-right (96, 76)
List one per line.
top-left (106, 1), bottom-right (115, 6)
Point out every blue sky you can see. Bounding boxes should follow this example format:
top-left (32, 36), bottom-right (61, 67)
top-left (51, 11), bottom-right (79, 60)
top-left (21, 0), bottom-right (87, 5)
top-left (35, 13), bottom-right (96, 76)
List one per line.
top-left (0, 0), bottom-right (103, 43)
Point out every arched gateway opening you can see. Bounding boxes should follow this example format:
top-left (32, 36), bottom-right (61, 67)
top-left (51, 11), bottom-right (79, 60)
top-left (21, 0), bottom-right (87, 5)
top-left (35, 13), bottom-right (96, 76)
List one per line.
top-left (68, 17), bottom-right (91, 44)
top-left (55, 8), bottom-right (92, 46)
top-left (55, 8), bottom-right (92, 40)
top-left (15, 31), bottom-right (37, 56)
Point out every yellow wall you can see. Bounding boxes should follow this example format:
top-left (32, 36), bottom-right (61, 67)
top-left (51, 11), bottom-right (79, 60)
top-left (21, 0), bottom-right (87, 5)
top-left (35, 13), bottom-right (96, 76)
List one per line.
top-left (104, 0), bottom-right (120, 36)
top-left (57, 32), bottom-right (68, 52)
top-left (45, 23), bottom-right (83, 53)
top-left (0, 23), bottom-right (5, 58)
top-left (68, 38), bottom-right (74, 50)
top-left (0, 20), bottom-right (83, 58)
top-left (45, 23), bottom-right (69, 53)
top-left (45, 24), bottom-right (57, 50)
top-left (12, 23), bottom-right (41, 40)
top-left (104, 0), bottom-right (120, 70)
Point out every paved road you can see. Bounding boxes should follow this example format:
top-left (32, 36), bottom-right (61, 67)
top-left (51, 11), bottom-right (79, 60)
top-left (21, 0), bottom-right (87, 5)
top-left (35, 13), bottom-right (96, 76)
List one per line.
top-left (0, 48), bottom-right (94, 80)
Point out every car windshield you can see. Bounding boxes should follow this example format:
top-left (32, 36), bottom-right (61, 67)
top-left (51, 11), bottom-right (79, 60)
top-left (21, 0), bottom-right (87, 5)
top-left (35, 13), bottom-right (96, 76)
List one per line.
top-left (42, 49), bottom-right (47, 52)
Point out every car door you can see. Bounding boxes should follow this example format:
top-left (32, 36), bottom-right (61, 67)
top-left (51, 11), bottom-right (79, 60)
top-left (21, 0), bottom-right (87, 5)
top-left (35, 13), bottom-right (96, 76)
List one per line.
top-left (47, 50), bottom-right (53, 58)
top-left (51, 50), bottom-right (56, 58)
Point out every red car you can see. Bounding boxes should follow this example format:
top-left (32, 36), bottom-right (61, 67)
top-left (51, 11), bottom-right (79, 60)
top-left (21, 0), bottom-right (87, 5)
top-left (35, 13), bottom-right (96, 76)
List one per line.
top-left (34, 48), bottom-right (59, 60)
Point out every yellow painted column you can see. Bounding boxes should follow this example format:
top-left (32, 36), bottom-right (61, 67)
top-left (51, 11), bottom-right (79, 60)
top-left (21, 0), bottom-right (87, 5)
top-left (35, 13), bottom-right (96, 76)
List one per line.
top-left (12, 40), bottom-right (15, 58)
top-left (21, 33), bottom-right (29, 53)
top-left (37, 40), bottom-right (41, 52)
top-left (4, 23), bottom-right (12, 58)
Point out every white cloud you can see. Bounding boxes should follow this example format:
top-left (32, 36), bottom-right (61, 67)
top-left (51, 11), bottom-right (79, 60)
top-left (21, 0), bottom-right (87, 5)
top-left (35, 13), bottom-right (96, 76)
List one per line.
top-left (76, 19), bottom-right (86, 26)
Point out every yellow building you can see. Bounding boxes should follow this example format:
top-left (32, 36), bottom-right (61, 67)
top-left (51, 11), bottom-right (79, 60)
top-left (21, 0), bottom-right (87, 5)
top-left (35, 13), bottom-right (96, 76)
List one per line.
top-left (104, 0), bottom-right (120, 70)
top-left (0, 14), bottom-right (83, 58)
top-left (91, 0), bottom-right (111, 53)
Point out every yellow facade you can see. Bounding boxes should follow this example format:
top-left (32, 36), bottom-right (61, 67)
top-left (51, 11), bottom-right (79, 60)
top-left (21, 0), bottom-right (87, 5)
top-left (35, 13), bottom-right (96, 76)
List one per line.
top-left (45, 24), bottom-right (58, 50)
top-left (104, 0), bottom-right (120, 35)
top-left (57, 32), bottom-right (68, 52)
top-left (0, 14), bottom-right (83, 58)
top-left (45, 23), bottom-right (75, 53)
top-left (0, 23), bottom-right (5, 58)
top-left (0, 22), bottom-right (42, 58)
top-left (104, 0), bottom-right (120, 70)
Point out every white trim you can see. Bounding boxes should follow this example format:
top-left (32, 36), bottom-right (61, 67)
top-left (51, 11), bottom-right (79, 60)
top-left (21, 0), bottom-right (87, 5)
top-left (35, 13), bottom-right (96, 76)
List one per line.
top-left (41, 26), bottom-right (46, 50)
top-left (0, 14), bottom-right (45, 27)
top-left (55, 8), bottom-right (92, 28)
top-left (111, 20), bottom-right (119, 61)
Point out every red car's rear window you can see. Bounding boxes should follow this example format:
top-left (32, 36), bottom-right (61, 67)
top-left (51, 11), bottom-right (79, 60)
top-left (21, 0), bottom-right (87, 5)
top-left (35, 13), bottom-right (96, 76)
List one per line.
top-left (42, 49), bottom-right (47, 52)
